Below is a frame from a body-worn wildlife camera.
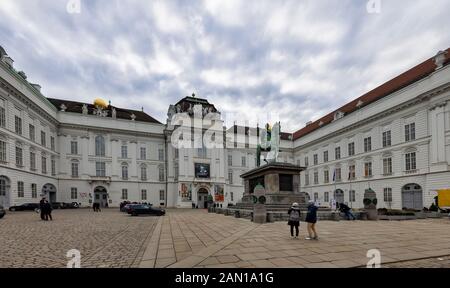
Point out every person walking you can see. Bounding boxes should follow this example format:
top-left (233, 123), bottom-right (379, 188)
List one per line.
top-left (305, 200), bottom-right (319, 240)
top-left (39, 197), bottom-right (46, 220)
top-left (43, 200), bottom-right (53, 221)
top-left (288, 203), bottom-right (301, 239)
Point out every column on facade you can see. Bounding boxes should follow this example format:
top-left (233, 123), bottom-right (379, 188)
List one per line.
top-left (430, 104), bottom-right (447, 166)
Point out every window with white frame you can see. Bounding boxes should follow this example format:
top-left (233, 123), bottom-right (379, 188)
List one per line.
top-left (324, 192), bottom-right (329, 203)
top-left (313, 154), bottom-right (318, 165)
top-left (15, 116), bottom-right (22, 135)
top-left (96, 162), bottom-right (106, 177)
top-left (364, 162), bottom-right (372, 177)
top-left (230, 192), bottom-right (234, 202)
top-left (305, 172), bottom-right (310, 186)
top-left (174, 164), bottom-right (178, 181)
top-left (141, 165), bottom-right (147, 181)
top-left (405, 123), bottom-right (416, 142)
top-left (41, 156), bottom-right (47, 174)
top-left (159, 190), bottom-right (165, 201)
top-left (0, 105), bottom-right (5, 128)
top-left (304, 156), bottom-right (309, 167)
top-left (405, 152), bottom-right (417, 171)
top-left (335, 168), bottom-right (342, 182)
top-left (121, 189), bottom-right (128, 200)
top-left (41, 131), bottom-right (46, 147)
top-left (0, 178), bottom-right (6, 196)
top-left (0, 140), bottom-right (6, 163)
top-left (50, 136), bottom-right (55, 151)
top-left (121, 163), bottom-right (128, 180)
top-left (141, 189), bottom-right (147, 200)
top-left (349, 190), bottom-right (356, 202)
top-left (17, 181), bottom-right (24, 198)
top-left (159, 166), bottom-right (164, 181)
top-left (159, 148), bottom-right (164, 161)
top-left (71, 161), bottom-right (79, 177)
top-left (348, 165), bottom-right (356, 180)
top-left (348, 142), bottom-right (355, 156)
top-left (383, 157), bottom-right (392, 175)
top-left (95, 136), bottom-right (105, 156)
top-left (324, 170), bottom-right (329, 183)
top-left (335, 147), bottom-right (341, 160)
top-left (228, 154), bottom-right (233, 166)
top-left (29, 124), bottom-right (35, 141)
top-left (140, 147), bottom-right (146, 160)
top-left (121, 145), bottom-right (127, 158)
top-left (364, 137), bottom-right (372, 152)
top-left (383, 188), bottom-right (393, 202)
top-left (31, 183), bottom-right (37, 198)
top-left (242, 156), bottom-right (246, 167)
top-left (323, 151), bottom-right (328, 163)
top-left (16, 146), bottom-right (23, 167)
top-left (313, 171), bottom-right (319, 185)
top-left (71, 141), bottom-right (78, 155)
top-left (229, 170), bottom-right (233, 184)
top-left (314, 193), bottom-right (319, 201)
top-left (51, 159), bottom-right (56, 176)
top-left (382, 131), bottom-right (391, 147)
top-left (71, 188), bottom-right (78, 200)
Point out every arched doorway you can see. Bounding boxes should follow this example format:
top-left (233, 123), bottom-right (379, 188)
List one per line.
top-left (334, 189), bottom-right (345, 204)
top-left (94, 186), bottom-right (108, 208)
top-left (197, 188), bottom-right (209, 209)
top-left (42, 184), bottom-right (57, 203)
top-left (0, 176), bottom-right (11, 207)
top-left (402, 184), bottom-right (423, 210)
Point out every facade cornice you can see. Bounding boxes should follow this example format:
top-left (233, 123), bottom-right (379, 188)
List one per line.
top-left (58, 123), bottom-right (165, 139)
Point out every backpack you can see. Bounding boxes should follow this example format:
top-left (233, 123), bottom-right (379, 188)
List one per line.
top-left (289, 209), bottom-right (300, 221)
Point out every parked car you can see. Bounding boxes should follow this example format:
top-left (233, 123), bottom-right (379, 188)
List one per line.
top-left (127, 204), bottom-right (165, 216)
top-left (62, 202), bottom-right (80, 209)
top-left (121, 203), bottom-right (139, 213)
top-left (0, 205), bottom-right (5, 219)
top-left (9, 203), bottom-right (40, 212)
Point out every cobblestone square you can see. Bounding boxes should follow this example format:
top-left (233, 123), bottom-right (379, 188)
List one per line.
top-left (1, 209), bottom-right (450, 268)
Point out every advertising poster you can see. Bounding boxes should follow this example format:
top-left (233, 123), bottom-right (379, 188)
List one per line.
top-left (214, 184), bottom-right (224, 202)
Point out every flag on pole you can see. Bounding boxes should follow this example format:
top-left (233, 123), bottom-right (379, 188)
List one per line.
top-left (332, 169), bottom-right (336, 183)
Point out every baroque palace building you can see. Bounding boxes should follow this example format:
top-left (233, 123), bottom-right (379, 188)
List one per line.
top-left (0, 45), bottom-right (449, 210)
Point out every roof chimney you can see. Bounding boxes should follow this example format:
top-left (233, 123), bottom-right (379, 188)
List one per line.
top-left (306, 121), bottom-right (313, 126)
top-left (18, 71), bottom-right (27, 80)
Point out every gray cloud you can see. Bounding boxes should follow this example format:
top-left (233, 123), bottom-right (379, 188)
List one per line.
top-left (0, 0), bottom-right (449, 132)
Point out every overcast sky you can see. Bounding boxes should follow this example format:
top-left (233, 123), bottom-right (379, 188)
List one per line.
top-left (0, 0), bottom-right (449, 132)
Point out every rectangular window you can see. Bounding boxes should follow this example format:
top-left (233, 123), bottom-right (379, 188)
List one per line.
top-left (71, 162), bottom-right (79, 177)
top-left (158, 149), bottom-right (164, 161)
top-left (405, 123), bottom-right (416, 142)
top-left (29, 124), bottom-right (35, 141)
top-left (51, 159), bottom-right (56, 176)
top-left (159, 190), bottom-right (165, 201)
top-left (121, 145), bottom-right (127, 158)
top-left (0, 141), bottom-right (7, 163)
top-left (335, 147), bottom-right (341, 160)
top-left (304, 156), bottom-right (309, 167)
top-left (71, 188), bottom-right (78, 200)
top-left (140, 147), bottom-right (146, 160)
top-left (305, 173), bottom-right (310, 186)
top-left (141, 189), bottom-right (147, 200)
top-left (16, 146), bottom-right (23, 167)
top-left (174, 148), bottom-right (179, 158)
top-left (364, 162), bottom-right (372, 177)
top-left (159, 166), bottom-right (165, 181)
top-left (382, 131), bottom-right (391, 148)
top-left (174, 165), bottom-right (178, 181)
top-left (348, 142), bottom-right (355, 156)
top-left (121, 189), bottom-right (128, 200)
top-left (405, 152), bottom-right (417, 171)
top-left (229, 170), bottom-right (233, 184)
top-left (384, 188), bottom-right (393, 202)
top-left (96, 162), bottom-right (106, 177)
top-left (15, 116), bottom-right (22, 135)
top-left (323, 151), bottom-right (328, 163)
top-left (383, 158), bottom-right (392, 175)
top-left (348, 165), bottom-right (356, 180)
top-left (0, 106), bottom-right (5, 128)
top-left (314, 193), bottom-right (318, 201)
top-left (324, 192), bottom-right (329, 203)
top-left (122, 165), bottom-right (128, 180)
top-left (349, 190), bottom-right (356, 202)
top-left (335, 168), bottom-right (342, 182)
top-left (324, 170), bottom-right (329, 183)
top-left (230, 192), bottom-right (234, 202)
top-left (314, 171), bottom-right (319, 184)
top-left (41, 131), bottom-right (46, 147)
top-left (364, 137), bottom-right (372, 152)
top-left (228, 155), bottom-right (233, 166)
top-left (50, 136), bottom-right (55, 151)
top-left (17, 181), bottom-right (24, 198)
top-left (313, 154), bottom-right (318, 165)
top-left (31, 184), bottom-right (37, 198)
top-left (41, 156), bottom-right (47, 174)
top-left (71, 141), bottom-right (78, 155)
top-left (141, 166), bottom-right (147, 181)
top-left (241, 156), bottom-right (246, 167)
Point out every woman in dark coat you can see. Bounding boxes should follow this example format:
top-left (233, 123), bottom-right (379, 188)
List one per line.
top-left (305, 200), bottom-right (318, 240)
top-left (288, 203), bottom-right (301, 239)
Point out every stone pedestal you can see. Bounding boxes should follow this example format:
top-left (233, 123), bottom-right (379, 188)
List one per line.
top-left (253, 204), bottom-right (267, 224)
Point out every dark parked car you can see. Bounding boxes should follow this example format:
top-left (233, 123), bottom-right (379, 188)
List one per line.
top-left (9, 203), bottom-right (40, 212)
top-left (0, 205), bottom-right (5, 219)
top-left (127, 204), bottom-right (165, 216)
top-left (121, 203), bottom-right (139, 213)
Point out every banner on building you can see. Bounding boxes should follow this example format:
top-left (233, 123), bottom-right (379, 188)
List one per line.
top-left (214, 185), bottom-right (224, 202)
top-left (438, 189), bottom-right (450, 208)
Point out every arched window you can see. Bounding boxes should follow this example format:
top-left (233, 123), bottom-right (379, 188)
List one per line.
top-left (121, 163), bottom-right (128, 180)
top-left (95, 135), bottom-right (105, 156)
top-left (141, 164), bottom-right (147, 181)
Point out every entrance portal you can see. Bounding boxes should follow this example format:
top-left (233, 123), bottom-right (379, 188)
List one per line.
top-left (0, 176), bottom-right (10, 207)
top-left (402, 184), bottom-right (423, 210)
top-left (94, 186), bottom-right (108, 208)
top-left (42, 184), bottom-right (57, 203)
top-left (197, 188), bottom-right (209, 209)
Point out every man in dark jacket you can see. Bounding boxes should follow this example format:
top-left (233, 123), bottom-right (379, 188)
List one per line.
top-left (338, 202), bottom-right (356, 220)
top-left (39, 197), bottom-right (46, 220)
top-left (43, 200), bottom-right (53, 221)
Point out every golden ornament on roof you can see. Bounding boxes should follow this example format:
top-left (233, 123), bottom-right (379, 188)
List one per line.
top-left (93, 98), bottom-right (108, 109)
